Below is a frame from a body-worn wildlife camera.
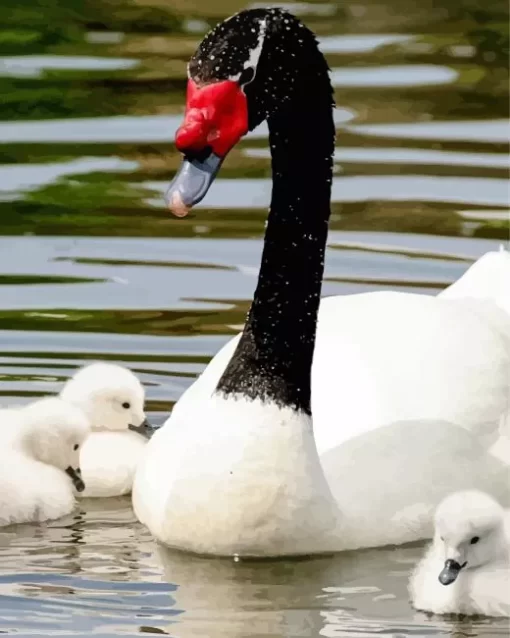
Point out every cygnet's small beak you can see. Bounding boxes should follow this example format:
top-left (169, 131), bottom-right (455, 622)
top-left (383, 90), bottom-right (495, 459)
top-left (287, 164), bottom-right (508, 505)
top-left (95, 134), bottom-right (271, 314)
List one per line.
top-left (128, 418), bottom-right (153, 439)
top-left (66, 466), bottom-right (85, 492)
top-left (438, 559), bottom-right (466, 585)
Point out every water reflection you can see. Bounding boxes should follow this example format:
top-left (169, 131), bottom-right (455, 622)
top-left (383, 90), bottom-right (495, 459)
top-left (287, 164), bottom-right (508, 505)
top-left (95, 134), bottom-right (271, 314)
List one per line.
top-left (0, 157), bottom-right (138, 196)
top-left (250, 2), bottom-right (337, 17)
top-left (350, 120), bottom-right (509, 143)
top-left (144, 174), bottom-right (509, 208)
top-left (331, 65), bottom-right (458, 88)
top-left (0, 55), bottom-right (139, 78)
top-left (0, 115), bottom-right (186, 144)
top-left (244, 146), bottom-right (509, 169)
top-left (319, 34), bottom-right (414, 54)
top-left (0, 519), bottom-right (508, 637)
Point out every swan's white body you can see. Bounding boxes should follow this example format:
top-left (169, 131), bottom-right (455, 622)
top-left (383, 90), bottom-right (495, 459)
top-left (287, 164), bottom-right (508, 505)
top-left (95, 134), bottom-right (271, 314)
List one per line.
top-left (172, 249), bottom-right (510, 452)
top-left (0, 399), bottom-right (90, 526)
top-left (410, 491), bottom-right (510, 617)
top-left (134, 251), bottom-right (510, 555)
top-left (135, 403), bottom-right (509, 555)
top-left (60, 363), bottom-right (148, 498)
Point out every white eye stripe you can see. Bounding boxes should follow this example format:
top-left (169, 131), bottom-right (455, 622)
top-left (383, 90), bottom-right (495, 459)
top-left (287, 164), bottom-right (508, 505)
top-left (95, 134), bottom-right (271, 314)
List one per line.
top-left (227, 18), bottom-right (267, 84)
top-left (244, 18), bottom-right (267, 71)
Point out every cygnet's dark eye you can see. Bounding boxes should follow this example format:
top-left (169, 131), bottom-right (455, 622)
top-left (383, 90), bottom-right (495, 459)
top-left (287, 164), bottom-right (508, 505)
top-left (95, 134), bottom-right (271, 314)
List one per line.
top-left (238, 66), bottom-right (255, 86)
top-left (73, 444), bottom-right (79, 451)
top-left (470, 536), bottom-right (480, 545)
top-left (122, 402), bottom-right (130, 409)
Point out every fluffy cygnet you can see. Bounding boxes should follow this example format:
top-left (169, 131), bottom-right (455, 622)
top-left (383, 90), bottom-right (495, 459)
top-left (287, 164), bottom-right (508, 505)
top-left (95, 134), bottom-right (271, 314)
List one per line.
top-left (410, 490), bottom-right (510, 617)
top-left (60, 363), bottom-right (150, 497)
top-left (0, 398), bottom-right (90, 526)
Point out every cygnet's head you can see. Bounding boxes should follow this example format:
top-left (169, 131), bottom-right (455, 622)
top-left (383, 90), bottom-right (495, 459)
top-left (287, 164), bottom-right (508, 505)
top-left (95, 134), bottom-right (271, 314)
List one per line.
top-left (21, 397), bottom-right (90, 492)
top-left (60, 363), bottom-right (150, 437)
top-left (434, 490), bottom-right (506, 586)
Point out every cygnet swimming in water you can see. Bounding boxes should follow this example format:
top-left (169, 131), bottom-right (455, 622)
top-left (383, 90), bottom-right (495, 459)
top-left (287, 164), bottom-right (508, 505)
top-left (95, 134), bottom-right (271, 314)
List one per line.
top-left (60, 362), bottom-right (150, 497)
top-left (410, 490), bottom-right (510, 617)
top-left (0, 397), bottom-right (90, 526)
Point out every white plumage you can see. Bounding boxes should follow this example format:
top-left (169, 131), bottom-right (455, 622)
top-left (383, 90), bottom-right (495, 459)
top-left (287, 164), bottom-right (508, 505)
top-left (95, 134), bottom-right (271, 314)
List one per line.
top-left (134, 251), bottom-right (510, 555)
top-left (0, 398), bottom-right (90, 526)
top-left (60, 363), bottom-right (148, 497)
top-left (410, 490), bottom-right (510, 617)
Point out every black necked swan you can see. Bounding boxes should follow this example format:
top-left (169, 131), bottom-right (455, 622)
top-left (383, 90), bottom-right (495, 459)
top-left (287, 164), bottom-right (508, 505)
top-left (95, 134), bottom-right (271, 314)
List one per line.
top-left (133, 8), bottom-right (510, 556)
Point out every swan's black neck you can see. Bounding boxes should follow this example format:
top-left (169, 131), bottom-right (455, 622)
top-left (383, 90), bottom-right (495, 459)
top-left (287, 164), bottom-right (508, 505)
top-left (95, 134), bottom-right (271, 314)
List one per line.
top-left (216, 39), bottom-right (334, 414)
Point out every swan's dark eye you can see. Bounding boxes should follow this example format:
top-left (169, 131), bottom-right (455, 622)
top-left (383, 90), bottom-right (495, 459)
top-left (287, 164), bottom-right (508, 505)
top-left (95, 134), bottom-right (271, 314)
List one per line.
top-left (73, 444), bottom-right (79, 451)
top-left (440, 536), bottom-right (444, 542)
top-left (470, 536), bottom-right (480, 545)
top-left (122, 402), bottom-right (130, 409)
top-left (238, 66), bottom-right (255, 86)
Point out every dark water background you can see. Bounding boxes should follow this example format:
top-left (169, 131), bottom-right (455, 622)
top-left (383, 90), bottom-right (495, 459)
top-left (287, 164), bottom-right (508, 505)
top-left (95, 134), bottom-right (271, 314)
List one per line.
top-left (0, 0), bottom-right (508, 634)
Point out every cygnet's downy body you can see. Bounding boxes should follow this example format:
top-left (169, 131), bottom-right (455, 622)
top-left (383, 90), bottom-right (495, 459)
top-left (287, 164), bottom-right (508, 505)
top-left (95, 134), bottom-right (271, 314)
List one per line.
top-left (410, 490), bottom-right (510, 617)
top-left (60, 363), bottom-right (150, 497)
top-left (0, 398), bottom-right (90, 526)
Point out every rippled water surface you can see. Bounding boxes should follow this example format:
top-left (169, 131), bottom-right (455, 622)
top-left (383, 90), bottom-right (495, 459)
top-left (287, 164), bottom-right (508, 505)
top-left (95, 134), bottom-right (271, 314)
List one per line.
top-left (0, 0), bottom-right (509, 634)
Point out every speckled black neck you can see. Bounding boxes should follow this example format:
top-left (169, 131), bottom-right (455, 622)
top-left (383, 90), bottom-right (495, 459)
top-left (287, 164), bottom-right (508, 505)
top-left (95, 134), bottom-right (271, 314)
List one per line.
top-left (208, 10), bottom-right (335, 414)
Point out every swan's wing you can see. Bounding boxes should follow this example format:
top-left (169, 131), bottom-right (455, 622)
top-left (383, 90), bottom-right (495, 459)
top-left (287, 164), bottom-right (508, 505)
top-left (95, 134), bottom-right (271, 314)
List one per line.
top-left (312, 292), bottom-right (510, 454)
top-left (440, 249), bottom-right (510, 317)
top-left (320, 420), bottom-right (510, 550)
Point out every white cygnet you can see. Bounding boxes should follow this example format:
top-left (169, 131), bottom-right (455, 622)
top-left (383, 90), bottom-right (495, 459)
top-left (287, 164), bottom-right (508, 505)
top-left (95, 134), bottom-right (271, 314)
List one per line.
top-left (60, 362), bottom-right (150, 498)
top-left (0, 397), bottom-right (90, 526)
top-left (410, 490), bottom-right (510, 617)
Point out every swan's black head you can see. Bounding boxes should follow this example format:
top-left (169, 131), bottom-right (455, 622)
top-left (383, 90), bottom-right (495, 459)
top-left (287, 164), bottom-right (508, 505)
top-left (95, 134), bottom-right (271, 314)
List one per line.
top-left (165, 8), bottom-right (328, 214)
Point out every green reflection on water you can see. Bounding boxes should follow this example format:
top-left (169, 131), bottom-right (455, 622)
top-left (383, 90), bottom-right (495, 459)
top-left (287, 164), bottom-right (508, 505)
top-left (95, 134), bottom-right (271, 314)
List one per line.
top-left (55, 256), bottom-right (235, 270)
top-left (0, 305), bottom-right (247, 335)
top-left (0, 274), bottom-right (105, 284)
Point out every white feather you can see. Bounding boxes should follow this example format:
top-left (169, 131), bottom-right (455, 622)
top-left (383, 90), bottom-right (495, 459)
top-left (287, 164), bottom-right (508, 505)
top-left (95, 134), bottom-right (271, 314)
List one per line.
top-left (60, 363), bottom-right (147, 497)
top-left (410, 490), bottom-right (510, 617)
top-left (0, 398), bottom-right (90, 526)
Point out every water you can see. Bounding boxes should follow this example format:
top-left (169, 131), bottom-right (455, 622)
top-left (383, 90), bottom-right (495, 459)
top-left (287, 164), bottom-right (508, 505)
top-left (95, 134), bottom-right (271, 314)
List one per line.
top-left (0, 0), bottom-right (509, 633)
